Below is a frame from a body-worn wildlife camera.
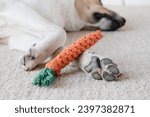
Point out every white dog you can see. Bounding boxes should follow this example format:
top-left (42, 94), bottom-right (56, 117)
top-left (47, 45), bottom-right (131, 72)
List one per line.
top-left (0, 0), bottom-right (125, 81)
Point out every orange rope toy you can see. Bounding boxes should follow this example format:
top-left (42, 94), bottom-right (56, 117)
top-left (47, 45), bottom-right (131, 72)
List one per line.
top-left (33, 30), bottom-right (104, 87)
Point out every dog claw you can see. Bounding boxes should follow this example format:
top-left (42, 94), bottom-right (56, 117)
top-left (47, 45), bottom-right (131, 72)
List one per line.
top-left (25, 68), bottom-right (30, 71)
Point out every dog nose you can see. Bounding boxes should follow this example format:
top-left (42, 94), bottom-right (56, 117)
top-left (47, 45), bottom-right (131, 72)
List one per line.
top-left (110, 17), bottom-right (126, 31)
top-left (110, 21), bottom-right (120, 31)
top-left (120, 17), bottom-right (126, 27)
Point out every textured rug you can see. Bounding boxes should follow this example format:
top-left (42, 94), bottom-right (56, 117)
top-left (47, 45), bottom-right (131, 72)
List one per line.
top-left (0, 6), bottom-right (150, 100)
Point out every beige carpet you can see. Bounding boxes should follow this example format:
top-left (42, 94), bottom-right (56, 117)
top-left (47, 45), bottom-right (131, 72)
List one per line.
top-left (0, 6), bottom-right (150, 100)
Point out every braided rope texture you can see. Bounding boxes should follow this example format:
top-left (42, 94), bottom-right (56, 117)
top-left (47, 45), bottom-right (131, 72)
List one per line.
top-left (45, 30), bottom-right (104, 76)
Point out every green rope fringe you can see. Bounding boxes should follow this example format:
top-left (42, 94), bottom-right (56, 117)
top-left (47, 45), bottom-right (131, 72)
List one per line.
top-left (32, 68), bottom-right (56, 87)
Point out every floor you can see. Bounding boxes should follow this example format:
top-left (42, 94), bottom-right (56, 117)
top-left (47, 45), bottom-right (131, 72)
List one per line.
top-left (0, 6), bottom-right (150, 100)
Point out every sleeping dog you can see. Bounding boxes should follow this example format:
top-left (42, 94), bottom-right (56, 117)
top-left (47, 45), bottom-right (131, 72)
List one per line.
top-left (0, 0), bottom-right (126, 81)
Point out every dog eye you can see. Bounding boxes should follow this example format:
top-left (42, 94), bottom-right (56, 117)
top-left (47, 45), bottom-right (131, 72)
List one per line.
top-left (93, 12), bottom-right (104, 21)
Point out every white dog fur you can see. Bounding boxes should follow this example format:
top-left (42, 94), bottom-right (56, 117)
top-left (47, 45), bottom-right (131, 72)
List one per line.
top-left (0, 0), bottom-right (125, 81)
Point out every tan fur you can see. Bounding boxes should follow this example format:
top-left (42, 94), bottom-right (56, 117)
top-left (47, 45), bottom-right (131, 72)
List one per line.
top-left (75, 0), bottom-right (112, 23)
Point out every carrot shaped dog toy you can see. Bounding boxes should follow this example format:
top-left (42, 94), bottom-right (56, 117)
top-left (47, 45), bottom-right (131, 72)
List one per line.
top-left (32, 30), bottom-right (104, 87)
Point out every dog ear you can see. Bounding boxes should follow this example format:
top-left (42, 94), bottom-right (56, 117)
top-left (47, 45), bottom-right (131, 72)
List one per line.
top-left (99, 0), bottom-right (103, 5)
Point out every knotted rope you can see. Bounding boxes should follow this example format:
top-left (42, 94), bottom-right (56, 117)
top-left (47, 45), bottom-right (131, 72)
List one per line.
top-left (33, 30), bottom-right (104, 87)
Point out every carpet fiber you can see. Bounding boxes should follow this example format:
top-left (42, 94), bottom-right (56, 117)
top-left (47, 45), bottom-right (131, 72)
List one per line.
top-left (0, 6), bottom-right (150, 100)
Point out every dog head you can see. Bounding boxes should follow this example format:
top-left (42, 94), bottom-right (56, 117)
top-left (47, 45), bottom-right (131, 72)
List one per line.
top-left (75, 0), bottom-right (126, 31)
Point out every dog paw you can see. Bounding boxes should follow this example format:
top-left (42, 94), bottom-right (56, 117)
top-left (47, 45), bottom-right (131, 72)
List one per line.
top-left (100, 58), bottom-right (120, 81)
top-left (20, 54), bottom-right (35, 71)
top-left (20, 44), bottom-right (38, 71)
top-left (28, 44), bottom-right (38, 60)
top-left (84, 56), bottom-right (102, 80)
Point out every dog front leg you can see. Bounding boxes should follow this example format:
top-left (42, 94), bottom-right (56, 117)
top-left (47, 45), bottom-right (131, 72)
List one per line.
top-left (20, 28), bottom-right (67, 71)
top-left (3, 2), bottom-right (67, 71)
